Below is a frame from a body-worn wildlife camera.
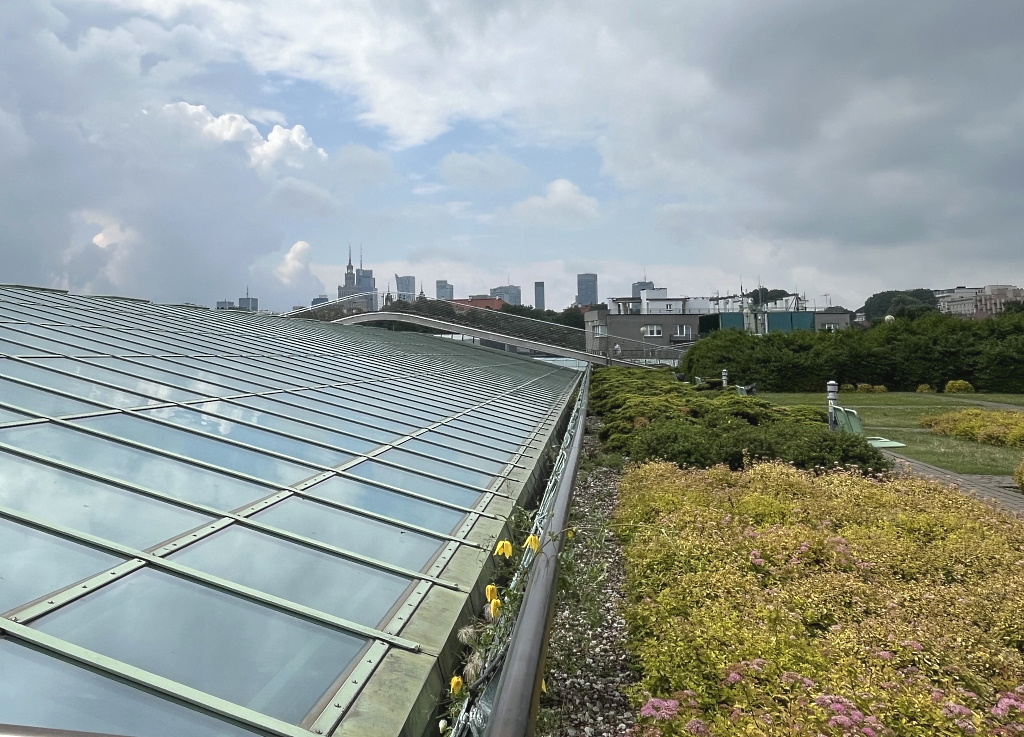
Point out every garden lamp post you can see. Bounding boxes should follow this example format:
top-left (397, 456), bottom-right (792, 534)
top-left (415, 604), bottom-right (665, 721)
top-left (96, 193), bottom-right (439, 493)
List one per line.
top-left (639, 326), bottom-right (648, 361)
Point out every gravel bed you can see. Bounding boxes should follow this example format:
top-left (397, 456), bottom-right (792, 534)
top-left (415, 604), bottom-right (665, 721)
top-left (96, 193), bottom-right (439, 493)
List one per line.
top-left (538, 422), bottom-right (638, 737)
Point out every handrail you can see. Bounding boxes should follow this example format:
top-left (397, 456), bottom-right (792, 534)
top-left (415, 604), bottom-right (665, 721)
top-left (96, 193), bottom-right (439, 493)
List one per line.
top-left (484, 368), bottom-right (590, 737)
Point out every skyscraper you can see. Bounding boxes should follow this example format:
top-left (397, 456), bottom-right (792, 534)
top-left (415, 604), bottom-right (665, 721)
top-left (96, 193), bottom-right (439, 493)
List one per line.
top-left (338, 246), bottom-right (378, 311)
top-left (436, 280), bottom-right (454, 300)
top-left (576, 273), bottom-right (598, 306)
top-left (395, 275), bottom-right (416, 302)
top-left (632, 280), bottom-right (655, 299)
top-left (490, 284), bottom-right (522, 306)
top-left (534, 281), bottom-right (545, 311)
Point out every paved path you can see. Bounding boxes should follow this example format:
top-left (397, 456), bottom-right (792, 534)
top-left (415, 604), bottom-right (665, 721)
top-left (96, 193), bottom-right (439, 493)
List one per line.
top-left (884, 451), bottom-right (1024, 513)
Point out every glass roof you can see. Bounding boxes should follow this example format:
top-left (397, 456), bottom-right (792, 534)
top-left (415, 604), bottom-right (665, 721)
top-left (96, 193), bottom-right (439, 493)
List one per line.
top-left (0, 285), bottom-right (580, 736)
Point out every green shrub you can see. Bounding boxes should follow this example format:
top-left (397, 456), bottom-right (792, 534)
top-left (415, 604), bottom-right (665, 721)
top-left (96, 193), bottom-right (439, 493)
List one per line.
top-left (1016, 460), bottom-right (1024, 492)
top-left (945, 379), bottom-right (975, 394)
top-left (873, 384), bottom-right (888, 392)
top-left (921, 408), bottom-right (1024, 447)
top-left (856, 383), bottom-right (874, 393)
top-left (627, 419), bottom-right (891, 472)
top-left (916, 383), bottom-right (935, 393)
top-left (619, 461), bottom-right (1024, 736)
top-left (840, 383), bottom-right (856, 392)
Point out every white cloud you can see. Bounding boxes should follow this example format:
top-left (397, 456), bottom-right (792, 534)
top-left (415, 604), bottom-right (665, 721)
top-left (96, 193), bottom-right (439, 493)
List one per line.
top-left (503, 179), bottom-right (600, 228)
top-left (440, 151), bottom-right (528, 191)
top-left (274, 240), bottom-right (322, 287)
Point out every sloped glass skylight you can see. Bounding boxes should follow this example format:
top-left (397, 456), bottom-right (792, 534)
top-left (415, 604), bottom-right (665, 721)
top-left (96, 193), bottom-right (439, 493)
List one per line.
top-left (0, 285), bottom-right (580, 736)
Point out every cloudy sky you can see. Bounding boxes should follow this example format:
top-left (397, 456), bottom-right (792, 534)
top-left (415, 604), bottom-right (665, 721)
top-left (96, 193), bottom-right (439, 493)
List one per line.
top-left (2, 1), bottom-right (1022, 312)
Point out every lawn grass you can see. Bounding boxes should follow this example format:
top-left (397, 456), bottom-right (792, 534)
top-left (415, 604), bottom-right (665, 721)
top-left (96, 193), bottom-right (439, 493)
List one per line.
top-left (760, 391), bottom-right (1024, 475)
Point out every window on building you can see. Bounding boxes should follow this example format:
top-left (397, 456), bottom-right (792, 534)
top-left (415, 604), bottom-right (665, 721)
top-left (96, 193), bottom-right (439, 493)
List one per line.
top-left (823, 323), bottom-right (840, 333)
top-left (673, 324), bottom-right (692, 339)
top-left (592, 324), bottom-right (608, 336)
top-left (641, 325), bottom-right (662, 337)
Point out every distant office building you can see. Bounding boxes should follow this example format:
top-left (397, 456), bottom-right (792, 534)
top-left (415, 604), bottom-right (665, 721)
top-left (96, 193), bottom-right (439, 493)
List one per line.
top-left (935, 284), bottom-right (1024, 317)
top-left (215, 300), bottom-right (235, 310)
top-left (632, 280), bottom-right (655, 299)
top-left (534, 281), bottom-right (546, 311)
top-left (490, 284), bottom-right (522, 306)
top-left (395, 275), bottom-right (416, 302)
top-left (338, 247), bottom-right (378, 311)
top-left (436, 280), bottom-right (454, 300)
top-left (576, 273), bottom-right (598, 306)
top-left (311, 295), bottom-right (329, 306)
top-left (237, 296), bottom-right (258, 312)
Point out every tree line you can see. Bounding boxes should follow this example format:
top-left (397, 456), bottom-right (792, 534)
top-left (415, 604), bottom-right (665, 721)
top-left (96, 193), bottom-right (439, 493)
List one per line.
top-left (682, 311), bottom-right (1024, 393)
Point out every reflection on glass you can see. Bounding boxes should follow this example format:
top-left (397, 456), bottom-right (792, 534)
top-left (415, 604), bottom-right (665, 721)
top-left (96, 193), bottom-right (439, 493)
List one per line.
top-left (290, 391), bottom-right (419, 436)
top-left (26, 357), bottom-right (206, 403)
top-left (137, 405), bottom-right (353, 468)
top-left (237, 396), bottom-right (401, 444)
top-left (431, 425), bottom-right (521, 454)
top-left (0, 452), bottom-right (213, 548)
top-left (0, 641), bottom-right (262, 737)
top-left (0, 518), bottom-right (121, 613)
top-left (33, 569), bottom-right (366, 724)
top-left (0, 359), bottom-right (158, 409)
top-left (253, 496), bottom-right (444, 571)
top-left (130, 356), bottom-right (265, 392)
top-left (399, 438), bottom-right (508, 474)
top-left (0, 406), bottom-right (30, 424)
top-left (0, 424), bottom-right (270, 512)
top-left (89, 357), bottom-right (236, 396)
top-left (171, 525), bottom-right (411, 626)
top-left (0, 376), bottom-right (103, 416)
top-left (377, 448), bottom-right (494, 488)
top-left (0, 327), bottom-right (98, 355)
top-left (192, 400), bottom-right (380, 454)
top-left (74, 414), bottom-right (320, 487)
top-left (304, 475), bottom-right (466, 535)
top-left (346, 461), bottom-right (481, 508)
top-left (413, 431), bottom-right (516, 460)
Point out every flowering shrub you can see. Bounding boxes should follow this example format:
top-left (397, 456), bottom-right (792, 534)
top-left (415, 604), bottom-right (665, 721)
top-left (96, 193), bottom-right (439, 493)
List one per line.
top-left (945, 380), bottom-right (975, 394)
top-left (917, 384), bottom-right (935, 393)
top-left (920, 409), bottom-right (1024, 448)
top-left (1015, 460), bottom-right (1024, 492)
top-left (618, 461), bottom-right (1024, 736)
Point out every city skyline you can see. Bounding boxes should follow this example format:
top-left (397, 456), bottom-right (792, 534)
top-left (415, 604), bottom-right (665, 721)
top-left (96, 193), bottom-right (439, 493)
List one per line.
top-left (2, 2), bottom-right (1022, 313)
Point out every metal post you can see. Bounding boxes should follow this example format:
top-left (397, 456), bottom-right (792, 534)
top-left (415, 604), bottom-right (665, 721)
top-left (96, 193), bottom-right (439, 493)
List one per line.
top-left (721, 368), bottom-right (728, 387)
top-left (827, 380), bottom-right (839, 430)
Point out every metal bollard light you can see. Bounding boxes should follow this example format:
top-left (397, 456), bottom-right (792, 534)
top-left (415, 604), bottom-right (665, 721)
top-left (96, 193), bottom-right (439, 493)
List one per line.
top-left (721, 368), bottom-right (729, 387)
top-left (827, 380), bottom-right (839, 430)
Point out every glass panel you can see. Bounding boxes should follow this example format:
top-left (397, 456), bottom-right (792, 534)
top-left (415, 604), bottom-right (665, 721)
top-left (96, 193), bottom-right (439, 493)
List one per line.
top-left (74, 414), bottom-right (320, 488)
top-left (192, 400), bottom-right (381, 454)
top-left (426, 426), bottom-right (521, 455)
top-left (0, 424), bottom-right (270, 512)
top-left (346, 461), bottom-right (482, 508)
top-left (0, 337), bottom-right (51, 354)
top-left (0, 406), bottom-right (30, 424)
top-left (400, 438), bottom-right (509, 473)
top-left (0, 376), bottom-right (103, 416)
top-left (0, 641), bottom-right (263, 737)
top-left (304, 475), bottom-right (466, 535)
top-left (415, 429), bottom-right (517, 459)
top-left (0, 518), bottom-right (121, 613)
top-left (131, 356), bottom-right (267, 392)
top-left (376, 448), bottom-right (494, 488)
top-left (0, 327), bottom-right (99, 355)
top-left (89, 357), bottom-right (238, 396)
top-left (166, 357), bottom-right (283, 390)
top-left (170, 525), bottom-right (411, 627)
top-left (289, 391), bottom-right (420, 436)
top-left (0, 359), bottom-right (158, 409)
top-left (137, 406), bottom-right (354, 468)
top-left (26, 357), bottom-right (207, 403)
top-left (198, 356), bottom-right (311, 389)
top-left (237, 396), bottom-right (402, 444)
top-left (253, 496), bottom-right (444, 571)
top-left (33, 569), bottom-right (366, 724)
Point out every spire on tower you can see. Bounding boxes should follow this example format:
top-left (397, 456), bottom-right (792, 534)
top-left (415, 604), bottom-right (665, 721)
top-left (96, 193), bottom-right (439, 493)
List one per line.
top-left (347, 245), bottom-right (353, 269)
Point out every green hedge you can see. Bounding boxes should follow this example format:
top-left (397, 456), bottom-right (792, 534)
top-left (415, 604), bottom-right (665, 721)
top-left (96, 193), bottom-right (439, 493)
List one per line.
top-left (682, 311), bottom-right (1024, 393)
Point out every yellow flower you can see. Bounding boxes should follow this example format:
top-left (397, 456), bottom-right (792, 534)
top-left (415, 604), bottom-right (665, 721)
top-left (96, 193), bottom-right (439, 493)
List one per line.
top-left (489, 597), bottom-right (502, 620)
top-left (524, 534), bottom-right (540, 553)
top-left (566, 528), bottom-right (575, 540)
top-left (450, 675), bottom-right (463, 695)
top-left (485, 584), bottom-right (499, 602)
top-left (541, 678), bottom-right (547, 694)
top-left (494, 539), bottom-right (513, 558)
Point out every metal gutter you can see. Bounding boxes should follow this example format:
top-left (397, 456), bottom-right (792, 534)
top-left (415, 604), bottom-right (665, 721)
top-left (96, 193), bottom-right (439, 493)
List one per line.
top-left (484, 367), bottom-right (590, 737)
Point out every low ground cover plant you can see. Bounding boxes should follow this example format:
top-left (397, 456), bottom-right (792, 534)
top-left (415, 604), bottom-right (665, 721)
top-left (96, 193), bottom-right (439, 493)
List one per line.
top-left (618, 461), bottom-right (1024, 736)
top-left (946, 380), bottom-right (976, 394)
top-left (920, 408), bottom-right (1024, 448)
top-left (591, 367), bottom-right (889, 472)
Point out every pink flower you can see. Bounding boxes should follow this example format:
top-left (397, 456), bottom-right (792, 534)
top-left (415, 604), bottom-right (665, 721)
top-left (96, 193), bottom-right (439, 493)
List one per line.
top-left (640, 698), bottom-right (679, 721)
top-left (685, 719), bottom-right (710, 736)
top-left (726, 672), bottom-right (743, 684)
